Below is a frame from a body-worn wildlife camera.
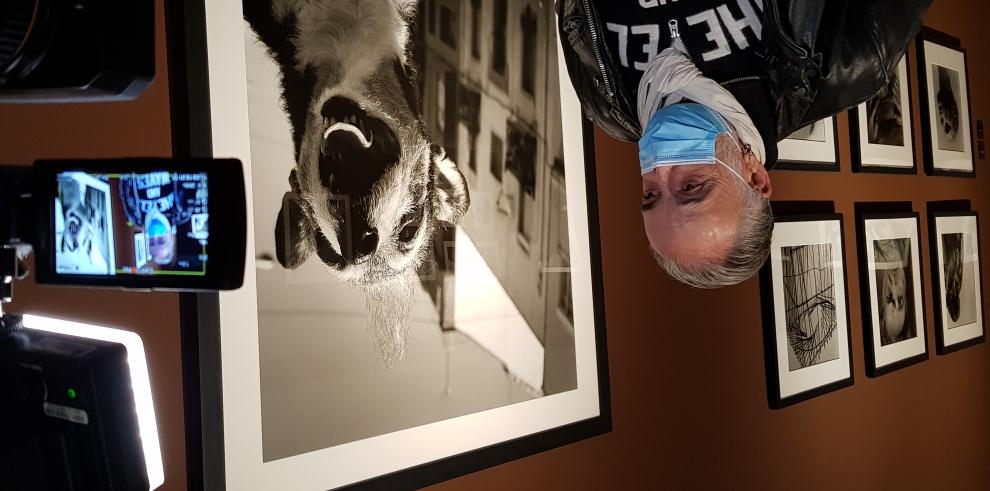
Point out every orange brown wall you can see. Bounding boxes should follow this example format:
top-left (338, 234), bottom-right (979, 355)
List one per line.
top-left (1, 0), bottom-right (988, 490)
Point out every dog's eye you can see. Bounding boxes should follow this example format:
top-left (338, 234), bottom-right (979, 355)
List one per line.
top-left (397, 206), bottom-right (422, 244)
top-left (398, 223), bottom-right (419, 243)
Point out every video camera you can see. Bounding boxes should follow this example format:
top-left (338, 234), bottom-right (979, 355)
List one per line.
top-left (0, 158), bottom-right (247, 301)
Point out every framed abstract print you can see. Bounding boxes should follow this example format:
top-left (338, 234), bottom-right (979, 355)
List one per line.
top-left (917, 29), bottom-right (975, 177)
top-left (850, 57), bottom-right (917, 174)
top-left (774, 117), bottom-right (840, 172)
top-left (856, 212), bottom-right (928, 377)
top-left (759, 214), bottom-right (854, 409)
top-left (928, 211), bottom-right (985, 354)
top-left (167, 0), bottom-right (611, 489)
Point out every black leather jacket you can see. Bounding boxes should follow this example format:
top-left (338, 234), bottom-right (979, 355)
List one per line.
top-left (557, 0), bottom-right (933, 143)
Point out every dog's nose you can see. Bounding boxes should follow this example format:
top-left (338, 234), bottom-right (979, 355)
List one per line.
top-left (353, 229), bottom-right (378, 261)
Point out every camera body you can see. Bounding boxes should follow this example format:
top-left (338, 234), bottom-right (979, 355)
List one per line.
top-left (0, 158), bottom-right (247, 293)
top-left (0, 0), bottom-right (154, 103)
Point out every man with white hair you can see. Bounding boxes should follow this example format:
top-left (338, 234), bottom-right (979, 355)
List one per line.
top-left (557, 0), bottom-right (932, 288)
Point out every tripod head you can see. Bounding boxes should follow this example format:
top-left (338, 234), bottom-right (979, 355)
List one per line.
top-left (0, 166), bottom-right (36, 309)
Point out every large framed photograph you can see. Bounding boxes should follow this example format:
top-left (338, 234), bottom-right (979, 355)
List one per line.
top-left (169, 0), bottom-right (610, 489)
top-left (917, 29), bottom-right (975, 176)
top-left (928, 211), bottom-right (984, 354)
top-left (759, 214), bottom-right (854, 408)
top-left (856, 212), bottom-right (928, 376)
top-left (850, 57), bottom-right (917, 174)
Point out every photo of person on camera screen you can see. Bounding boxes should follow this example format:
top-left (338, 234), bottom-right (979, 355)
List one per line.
top-left (119, 171), bottom-right (209, 275)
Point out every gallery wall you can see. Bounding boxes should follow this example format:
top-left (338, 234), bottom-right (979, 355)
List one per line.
top-left (434, 0), bottom-right (990, 489)
top-left (0, 1), bottom-right (188, 490)
top-left (0, 0), bottom-right (986, 490)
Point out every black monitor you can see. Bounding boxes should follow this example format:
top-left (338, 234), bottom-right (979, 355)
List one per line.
top-left (0, 317), bottom-right (161, 490)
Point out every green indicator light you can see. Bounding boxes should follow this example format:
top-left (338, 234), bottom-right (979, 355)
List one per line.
top-left (67, 388), bottom-right (77, 399)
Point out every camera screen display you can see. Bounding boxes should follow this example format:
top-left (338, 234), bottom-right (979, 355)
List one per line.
top-left (54, 171), bottom-right (209, 277)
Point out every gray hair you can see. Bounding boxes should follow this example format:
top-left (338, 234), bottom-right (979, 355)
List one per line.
top-left (653, 134), bottom-right (774, 289)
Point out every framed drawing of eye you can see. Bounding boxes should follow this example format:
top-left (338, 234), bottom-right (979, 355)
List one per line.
top-left (759, 212), bottom-right (854, 409)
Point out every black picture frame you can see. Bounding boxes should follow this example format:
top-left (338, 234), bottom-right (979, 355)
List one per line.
top-left (165, 1), bottom-right (612, 489)
top-left (916, 27), bottom-right (976, 177)
top-left (849, 57), bottom-right (918, 175)
top-left (774, 117), bottom-right (841, 172)
top-left (854, 209), bottom-right (929, 377)
top-left (927, 209), bottom-right (986, 354)
top-left (759, 212), bottom-right (855, 409)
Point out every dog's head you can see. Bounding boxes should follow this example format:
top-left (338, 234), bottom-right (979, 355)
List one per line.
top-left (249, 0), bottom-right (469, 285)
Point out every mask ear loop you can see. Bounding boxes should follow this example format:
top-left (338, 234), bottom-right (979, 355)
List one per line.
top-left (714, 132), bottom-right (750, 185)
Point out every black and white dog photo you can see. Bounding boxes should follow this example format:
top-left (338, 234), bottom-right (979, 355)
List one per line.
top-left (245, 0), bottom-right (470, 361)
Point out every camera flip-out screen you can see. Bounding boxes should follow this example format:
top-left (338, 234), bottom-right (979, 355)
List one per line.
top-left (33, 159), bottom-right (246, 291)
top-left (54, 170), bottom-right (209, 277)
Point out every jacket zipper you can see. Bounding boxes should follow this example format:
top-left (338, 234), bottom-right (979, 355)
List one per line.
top-left (720, 75), bottom-right (764, 86)
top-left (581, 0), bottom-right (614, 103)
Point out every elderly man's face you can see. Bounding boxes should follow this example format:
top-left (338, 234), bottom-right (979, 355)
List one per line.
top-left (641, 145), bottom-right (771, 268)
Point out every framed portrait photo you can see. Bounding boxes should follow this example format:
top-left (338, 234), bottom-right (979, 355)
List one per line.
top-left (917, 29), bottom-right (975, 176)
top-left (774, 117), bottom-right (840, 172)
top-left (168, 0), bottom-right (611, 489)
top-left (850, 57), bottom-right (917, 174)
top-left (928, 211), bottom-right (985, 354)
top-left (759, 214), bottom-right (854, 408)
top-left (856, 212), bottom-right (928, 376)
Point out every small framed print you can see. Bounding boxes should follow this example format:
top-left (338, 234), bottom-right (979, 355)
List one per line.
top-left (760, 214), bottom-right (853, 408)
top-left (850, 58), bottom-right (917, 174)
top-left (856, 212), bottom-right (928, 376)
top-left (917, 29), bottom-right (975, 176)
top-left (775, 117), bottom-right (840, 171)
top-left (928, 211), bottom-right (985, 353)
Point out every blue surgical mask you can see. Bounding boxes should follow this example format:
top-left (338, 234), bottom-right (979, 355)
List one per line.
top-left (639, 103), bottom-right (746, 182)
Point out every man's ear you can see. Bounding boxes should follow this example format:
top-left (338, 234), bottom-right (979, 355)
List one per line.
top-left (743, 151), bottom-right (773, 198)
top-left (275, 191), bottom-right (312, 269)
top-left (432, 148), bottom-right (470, 225)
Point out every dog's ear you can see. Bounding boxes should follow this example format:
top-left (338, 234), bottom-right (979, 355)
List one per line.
top-left (275, 190), bottom-right (312, 269)
top-left (431, 147), bottom-right (470, 225)
top-left (243, 1), bottom-right (298, 54)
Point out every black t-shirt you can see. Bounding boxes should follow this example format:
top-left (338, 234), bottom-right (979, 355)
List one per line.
top-left (596, 0), bottom-right (767, 99)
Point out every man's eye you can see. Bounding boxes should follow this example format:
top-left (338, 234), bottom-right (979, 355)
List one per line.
top-left (642, 191), bottom-right (657, 202)
top-left (682, 182), bottom-right (701, 192)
